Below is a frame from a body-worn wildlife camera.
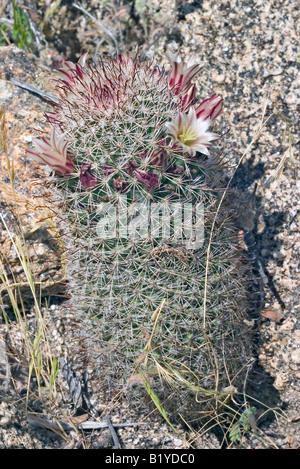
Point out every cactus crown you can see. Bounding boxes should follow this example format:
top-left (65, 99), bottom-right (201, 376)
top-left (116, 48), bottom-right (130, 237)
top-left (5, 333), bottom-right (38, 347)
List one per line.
top-left (28, 50), bottom-right (223, 203)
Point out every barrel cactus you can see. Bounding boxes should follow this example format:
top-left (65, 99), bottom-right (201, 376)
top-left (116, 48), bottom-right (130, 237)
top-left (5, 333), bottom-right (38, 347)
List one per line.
top-left (28, 51), bottom-right (253, 421)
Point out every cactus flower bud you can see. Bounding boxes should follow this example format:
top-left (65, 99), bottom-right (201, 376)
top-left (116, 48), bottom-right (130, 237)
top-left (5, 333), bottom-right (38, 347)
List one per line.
top-left (80, 162), bottom-right (98, 188)
top-left (168, 163), bottom-right (184, 174)
top-left (195, 93), bottom-right (223, 121)
top-left (141, 146), bottom-right (168, 169)
top-left (102, 165), bottom-right (115, 175)
top-left (56, 52), bottom-right (88, 89)
top-left (180, 83), bottom-right (197, 112)
top-left (27, 129), bottom-right (75, 175)
top-left (150, 148), bottom-right (168, 169)
top-left (113, 176), bottom-right (128, 192)
top-left (135, 169), bottom-right (159, 190)
top-left (125, 160), bottom-right (139, 176)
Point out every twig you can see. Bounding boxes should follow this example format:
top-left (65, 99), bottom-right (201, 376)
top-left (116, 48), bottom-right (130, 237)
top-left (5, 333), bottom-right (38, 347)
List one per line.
top-left (28, 414), bottom-right (146, 435)
top-left (10, 78), bottom-right (60, 103)
top-left (78, 420), bottom-right (146, 430)
top-left (105, 416), bottom-right (121, 449)
top-left (25, 9), bottom-right (43, 46)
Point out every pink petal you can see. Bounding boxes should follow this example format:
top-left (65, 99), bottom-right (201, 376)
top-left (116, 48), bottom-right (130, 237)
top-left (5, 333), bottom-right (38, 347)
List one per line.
top-left (195, 94), bottom-right (223, 120)
top-left (28, 131), bottom-right (76, 176)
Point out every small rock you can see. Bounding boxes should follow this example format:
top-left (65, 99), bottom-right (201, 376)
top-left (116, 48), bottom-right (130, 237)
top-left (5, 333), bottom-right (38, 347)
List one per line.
top-left (273, 374), bottom-right (288, 390)
top-left (0, 339), bottom-right (7, 367)
top-left (212, 73), bottom-right (225, 83)
top-left (273, 249), bottom-right (286, 260)
top-left (290, 349), bottom-right (300, 364)
top-left (173, 438), bottom-right (183, 447)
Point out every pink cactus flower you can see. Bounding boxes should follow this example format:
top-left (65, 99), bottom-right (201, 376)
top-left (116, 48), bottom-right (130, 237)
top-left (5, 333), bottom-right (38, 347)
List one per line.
top-left (167, 54), bottom-right (203, 96)
top-left (195, 93), bottom-right (223, 121)
top-left (27, 129), bottom-right (76, 175)
top-left (165, 107), bottom-right (219, 157)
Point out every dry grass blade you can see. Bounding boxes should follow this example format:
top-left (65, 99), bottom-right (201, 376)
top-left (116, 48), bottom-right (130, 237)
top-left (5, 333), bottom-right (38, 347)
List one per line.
top-left (0, 105), bottom-right (14, 183)
top-left (264, 114), bottom-right (295, 188)
top-left (0, 105), bottom-right (8, 153)
top-left (27, 414), bottom-right (71, 439)
top-left (138, 369), bottom-right (177, 433)
top-left (0, 106), bottom-right (61, 403)
top-left (0, 216), bottom-right (58, 400)
top-left (143, 298), bottom-right (166, 366)
top-left (73, 3), bottom-right (119, 53)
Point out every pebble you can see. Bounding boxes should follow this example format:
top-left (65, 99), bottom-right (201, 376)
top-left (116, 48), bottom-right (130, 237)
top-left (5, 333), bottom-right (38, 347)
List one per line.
top-left (273, 374), bottom-right (288, 390)
top-left (0, 339), bottom-right (6, 367)
top-left (173, 438), bottom-right (183, 447)
top-left (273, 249), bottom-right (286, 260)
top-left (212, 73), bottom-right (225, 83)
top-left (0, 79), bottom-right (12, 102)
top-left (290, 349), bottom-right (300, 364)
